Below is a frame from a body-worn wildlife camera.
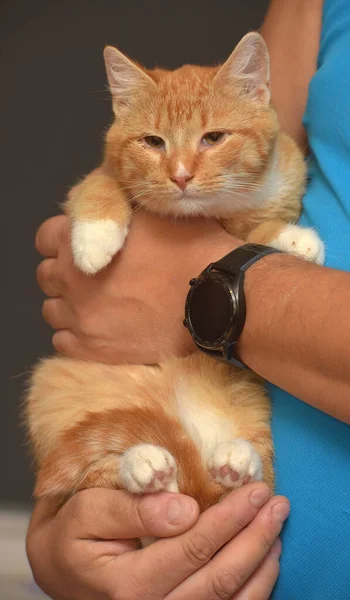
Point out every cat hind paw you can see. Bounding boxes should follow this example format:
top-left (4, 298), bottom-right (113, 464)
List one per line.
top-left (119, 444), bottom-right (178, 494)
top-left (208, 440), bottom-right (262, 489)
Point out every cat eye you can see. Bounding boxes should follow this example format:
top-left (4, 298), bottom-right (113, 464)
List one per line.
top-left (202, 132), bottom-right (225, 146)
top-left (143, 136), bottom-right (165, 150)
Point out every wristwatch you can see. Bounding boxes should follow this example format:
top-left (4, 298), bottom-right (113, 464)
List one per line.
top-left (183, 243), bottom-right (281, 369)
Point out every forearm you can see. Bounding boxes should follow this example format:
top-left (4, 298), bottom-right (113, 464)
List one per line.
top-left (261, 0), bottom-right (323, 148)
top-left (239, 254), bottom-right (350, 423)
top-left (37, 214), bottom-right (350, 422)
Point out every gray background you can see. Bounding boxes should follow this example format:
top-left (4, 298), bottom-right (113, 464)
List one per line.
top-left (2, 0), bottom-right (268, 504)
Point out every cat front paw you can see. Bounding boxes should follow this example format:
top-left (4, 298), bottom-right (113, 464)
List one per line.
top-left (119, 444), bottom-right (178, 494)
top-left (271, 224), bottom-right (325, 265)
top-left (208, 440), bottom-right (262, 489)
top-left (71, 219), bottom-right (128, 274)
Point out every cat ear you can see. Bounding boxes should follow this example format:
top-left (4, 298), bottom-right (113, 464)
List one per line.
top-left (104, 46), bottom-right (155, 111)
top-left (214, 32), bottom-right (270, 105)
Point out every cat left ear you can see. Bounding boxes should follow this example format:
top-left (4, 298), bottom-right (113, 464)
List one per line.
top-left (214, 32), bottom-right (270, 105)
top-left (104, 46), bottom-right (156, 112)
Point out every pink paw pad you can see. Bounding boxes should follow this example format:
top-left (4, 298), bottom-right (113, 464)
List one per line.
top-left (210, 466), bottom-right (240, 482)
top-left (145, 465), bottom-right (175, 491)
top-left (120, 444), bottom-right (179, 494)
top-left (208, 440), bottom-right (262, 489)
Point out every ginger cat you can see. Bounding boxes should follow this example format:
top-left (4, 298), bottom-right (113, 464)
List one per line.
top-left (26, 33), bottom-right (324, 515)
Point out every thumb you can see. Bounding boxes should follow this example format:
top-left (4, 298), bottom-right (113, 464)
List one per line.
top-left (64, 488), bottom-right (199, 539)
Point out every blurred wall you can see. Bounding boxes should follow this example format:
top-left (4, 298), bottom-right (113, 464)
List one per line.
top-left (2, 0), bottom-right (269, 503)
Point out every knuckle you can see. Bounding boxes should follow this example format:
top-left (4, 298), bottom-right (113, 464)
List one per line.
top-left (259, 530), bottom-right (275, 552)
top-left (182, 532), bottom-right (216, 568)
top-left (52, 332), bottom-right (64, 352)
top-left (136, 500), bottom-right (152, 532)
top-left (73, 304), bottom-right (97, 337)
top-left (211, 565), bottom-right (244, 598)
top-left (52, 332), bottom-right (75, 357)
top-left (41, 299), bottom-right (50, 322)
top-left (36, 262), bottom-right (45, 285)
top-left (35, 229), bottom-right (43, 253)
top-left (26, 530), bottom-right (39, 567)
top-left (42, 299), bottom-right (58, 328)
top-left (61, 217), bottom-right (71, 242)
top-left (232, 514), bottom-right (250, 532)
top-left (68, 489), bottom-right (94, 525)
top-left (78, 313), bottom-right (94, 337)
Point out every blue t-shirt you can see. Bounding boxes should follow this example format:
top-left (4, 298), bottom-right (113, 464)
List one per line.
top-left (271, 1), bottom-right (350, 598)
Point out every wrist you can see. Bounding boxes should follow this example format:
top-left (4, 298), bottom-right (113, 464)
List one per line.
top-left (237, 252), bottom-right (310, 371)
top-left (184, 242), bottom-right (278, 367)
top-left (183, 234), bottom-right (243, 352)
top-left (190, 231), bottom-right (243, 277)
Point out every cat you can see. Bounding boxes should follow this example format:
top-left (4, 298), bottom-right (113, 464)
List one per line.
top-left (26, 33), bottom-right (324, 515)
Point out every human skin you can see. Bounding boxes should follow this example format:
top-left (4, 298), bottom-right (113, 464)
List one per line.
top-left (27, 484), bottom-right (289, 600)
top-left (261, 0), bottom-right (323, 149)
top-left (36, 213), bottom-right (350, 423)
top-left (36, 0), bottom-right (348, 422)
top-left (28, 1), bottom-right (337, 598)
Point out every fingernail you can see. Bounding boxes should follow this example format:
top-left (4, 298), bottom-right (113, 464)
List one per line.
top-left (272, 502), bottom-right (290, 523)
top-left (167, 497), bottom-right (194, 525)
top-left (249, 486), bottom-right (271, 507)
top-left (269, 537), bottom-right (282, 560)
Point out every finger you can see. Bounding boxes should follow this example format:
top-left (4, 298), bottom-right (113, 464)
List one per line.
top-left (36, 259), bottom-right (61, 297)
top-left (122, 483), bottom-right (271, 599)
top-left (169, 496), bottom-right (289, 600)
top-left (35, 215), bottom-right (69, 257)
top-left (233, 538), bottom-right (281, 600)
top-left (53, 330), bottom-right (105, 361)
top-left (52, 330), bottom-right (132, 363)
top-left (52, 330), bottom-right (85, 356)
top-left (42, 298), bottom-right (73, 330)
top-left (28, 497), bottom-right (63, 529)
top-left (64, 488), bottom-right (199, 539)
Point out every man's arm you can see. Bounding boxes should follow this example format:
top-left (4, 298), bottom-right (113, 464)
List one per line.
top-left (240, 253), bottom-right (350, 423)
top-left (27, 484), bottom-right (287, 599)
top-left (36, 213), bottom-right (350, 423)
top-left (261, 0), bottom-right (324, 148)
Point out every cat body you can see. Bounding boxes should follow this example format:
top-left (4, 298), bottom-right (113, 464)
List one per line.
top-left (29, 354), bottom-right (272, 511)
top-left (26, 33), bottom-right (324, 511)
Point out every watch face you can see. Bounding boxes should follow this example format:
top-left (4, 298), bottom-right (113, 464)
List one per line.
top-left (187, 275), bottom-right (234, 347)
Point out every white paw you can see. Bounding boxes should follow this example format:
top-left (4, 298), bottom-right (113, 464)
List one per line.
top-left (119, 444), bottom-right (178, 494)
top-left (271, 224), bottom-right (325, 265)
top-left (208, 440), bottom-right (262, 489)
top-left (71, 219), bottom-right (128, 274)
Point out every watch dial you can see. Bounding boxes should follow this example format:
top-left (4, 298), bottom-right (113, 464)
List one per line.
top-left (189, 277), bottom-right (232, 344)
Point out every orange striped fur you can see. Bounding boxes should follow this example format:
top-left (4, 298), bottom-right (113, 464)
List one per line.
top-left (26, 33), bottom-right (310, 515)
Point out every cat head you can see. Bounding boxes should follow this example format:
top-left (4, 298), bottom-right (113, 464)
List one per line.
top-left (104, 33), bottom-right (278, 217)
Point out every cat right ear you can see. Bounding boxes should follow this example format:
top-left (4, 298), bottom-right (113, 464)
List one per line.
top-left (214, 32), bottom-right (270, 105)
top-left (104, 46), bottom-right (155, 113)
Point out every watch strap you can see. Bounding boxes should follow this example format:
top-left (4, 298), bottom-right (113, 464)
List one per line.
top-left (200, 344), bottom-right (248, 369)
top-left (210, 243), bottom-right (280, 277)
top-left (209, 243), bottom-right (281, 369)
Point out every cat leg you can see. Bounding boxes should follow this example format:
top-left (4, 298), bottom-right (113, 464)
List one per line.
top-left (119, 444), bottom-right (178, 493)
top-left (34, 407), bottom-right (189, 500)
top-left (208, 439), bottom-right (262, 489)
top-left (66, 165), bottom-right (131, 274)
top-left (247, 218), bottom-right (325, 264)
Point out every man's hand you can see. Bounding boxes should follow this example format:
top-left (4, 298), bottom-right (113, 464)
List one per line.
top-left (27, 484), bottom-right (289, 600)
top-left (35, 212), bottom-right (238, 364)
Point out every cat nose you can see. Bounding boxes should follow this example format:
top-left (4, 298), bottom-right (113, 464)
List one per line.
top-left (170, 175), bottom-right (193, 191)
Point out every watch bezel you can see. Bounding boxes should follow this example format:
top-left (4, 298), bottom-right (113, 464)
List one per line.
top-left (184, 271), bottom-right (238, 350)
